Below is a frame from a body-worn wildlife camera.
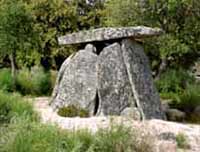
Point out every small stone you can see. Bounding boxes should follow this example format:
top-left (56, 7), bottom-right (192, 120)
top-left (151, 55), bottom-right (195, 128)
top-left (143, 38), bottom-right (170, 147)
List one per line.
top-left (194, 106), bottom-right (200, 117)
top-left (161, 102), bottom-right (170, 113)
top-left (158, 132), bottom-right (176, 141)
top-left (166, 109), bottom-right (186, 122)
top-left (121, 107), bottom-right (141, 120)
top-left (85, 43), bottom-right (97, 53)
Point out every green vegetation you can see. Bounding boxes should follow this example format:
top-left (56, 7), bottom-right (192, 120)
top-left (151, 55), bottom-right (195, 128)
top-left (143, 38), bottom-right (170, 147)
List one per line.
top-left (172, 84), bottom-right (200, 112)
top-left (0, 68), bottom-right (14, 92)
top-left (57, 105), bottom-right (89, 118)
top-left (0, 67), bottom-right (53, 96)
top-left (155, 68), bottom-right (194, 94)
top-left (0, 118), bottom-right (154, 152)
top-left (0, 0), bottom-right (199, 97)
top-left (0, 0), bottom-right (38, 86)
top-left (16, 66), bottom-right (52, 96)
top-left (156, 68), bottom-right (200, 123)
top-left (103, 0), bottom-right (200, 77)
top-left (0, 0), bottom-right (199, 151)
top-left (0, 91), bottom-right (37, 124)
top-left (0, 91), bottom-right (154, 152)
top-left (176, 133), bottom-right (190, 149)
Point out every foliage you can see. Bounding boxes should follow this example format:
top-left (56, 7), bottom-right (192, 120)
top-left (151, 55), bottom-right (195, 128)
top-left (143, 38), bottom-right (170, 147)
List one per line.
top-left (27, 0), bottom-right (104, 69)
top-left (0, 0), bottom-right (37, 55)
top-left (0, 91), bottom-right (37, 124)
top-left (16, 50), bottom-right (41, 69)
top-left (171, 84), bottom-right (200, 112)
top-left (102, 0), bottom-right (139, 27)
top-left (0, 0), bottom-right (38, 84)
top-left (0, 67), bottom-right (53, 96)
top-left (155, 68), bottom-right (194, 94)
top-left (0, 68), bottom-right (13, 92)
top-left (57, 105), bottom-right (89, 118)
top-left (157, 34), bottom-right (189, 59)
top-left (103, 0), bottom-right (200, 72)
top-left (176, 133), bottom-right (190, 149)
top-left (0, 118), bottom-right (154, 152)
top-left (16, 66), bottom-right (52, 96)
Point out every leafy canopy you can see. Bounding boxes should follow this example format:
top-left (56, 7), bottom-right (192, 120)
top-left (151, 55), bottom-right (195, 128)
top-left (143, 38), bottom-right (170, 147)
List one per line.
top-left (0, 0), bottom-right (37, 55)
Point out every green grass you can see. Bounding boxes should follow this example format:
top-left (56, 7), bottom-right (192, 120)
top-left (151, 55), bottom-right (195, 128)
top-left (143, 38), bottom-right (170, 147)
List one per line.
top-left (16, 66), bottom-right (52, 96)
top-left (0, 68), bottom-right (14, 92)
top-left (0, 118), bottom-right (154, 152)
top-left (0, 91), bottom-right (38, 124)
top-left (0, 67), bottom-right (53, 96)
top-left (155, 68), bottom-right (194, 94)
top-left (174, 84), bottom-right (200, 112)
top-left (161, 84), bottom-right (200, 124)
top-left (0, 91), bottom-right (154, 152)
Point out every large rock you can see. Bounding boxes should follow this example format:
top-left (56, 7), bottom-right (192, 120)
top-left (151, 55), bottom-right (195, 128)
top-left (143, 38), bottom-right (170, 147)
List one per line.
top-left (53, 26), bottom-right (165, 119)
top-left (97, 43), bottom-right (135, 115)
top-left (193, 106), bottom-right (200, 117)
top-left (166, 109), bottom-right (186, 122)
top-left (121, 39), bottom-right (164, 119)
top-left (58, 26), bottom-right (163, 45)
top-left (51, 44), bottom-right (98, 115)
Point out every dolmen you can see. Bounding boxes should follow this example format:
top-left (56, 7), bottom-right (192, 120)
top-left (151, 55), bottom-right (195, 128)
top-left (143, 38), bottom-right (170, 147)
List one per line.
top-left (51, 26), bottom-right (165, 120)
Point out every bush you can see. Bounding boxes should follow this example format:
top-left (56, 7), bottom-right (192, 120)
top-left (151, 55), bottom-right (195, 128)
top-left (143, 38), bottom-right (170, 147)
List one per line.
top-left (0, 91), bottom-right (37, 124)
top-left (16, 68), bottom-right (34, 95)
top-left (155, 68), bottom-right (194, 94)
top-left (172, 84), bottom-right (200, 112)
top-left (57, 105), bottom-right (89, 118)
top-left (0, 119), bottom-right (154, 152)
top-left (176, 133), bottom-right (190, 149)
top-left (16, 66), bottom-right (52, 96)
top-left (0, 68), bottom-right (14, 92)
top-left (30, 66), bottom-right (52, 95)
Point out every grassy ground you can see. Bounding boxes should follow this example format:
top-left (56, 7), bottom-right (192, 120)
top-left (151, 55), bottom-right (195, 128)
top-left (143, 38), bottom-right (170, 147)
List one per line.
top-left (0, 91), bottom-right (154, 152)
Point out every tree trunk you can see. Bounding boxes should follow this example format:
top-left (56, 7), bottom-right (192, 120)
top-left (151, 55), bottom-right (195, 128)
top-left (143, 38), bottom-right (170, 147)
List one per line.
top-left (155, 58), bottom-right (168, 80)
top-left (9, 52), bottom-right (16, 90)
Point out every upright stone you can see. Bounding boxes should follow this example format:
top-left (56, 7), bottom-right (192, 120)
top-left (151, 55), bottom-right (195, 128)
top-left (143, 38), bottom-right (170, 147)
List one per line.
top-left (121, 39), bottom-right (164, 119)
top-left (52, 26), bottom-right (165, 119)
top-left (97, 43), bottom-right (135, 115)
top-left (51, 44), bottom-right (98, 115)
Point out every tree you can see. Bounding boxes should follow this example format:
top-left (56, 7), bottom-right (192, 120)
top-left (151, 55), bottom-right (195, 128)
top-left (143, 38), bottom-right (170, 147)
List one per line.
top-left (29, 0), bottom-right (104, 70)
top-left (103, 0), bottom-right (200, 78)
top-left (102, 0), bottom-right (139, 27)
top-left (0, 0), bottom-right (37, 87)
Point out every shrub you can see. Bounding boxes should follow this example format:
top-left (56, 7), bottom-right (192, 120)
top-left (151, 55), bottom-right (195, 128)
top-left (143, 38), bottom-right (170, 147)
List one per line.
top-left (16, 68), bottom-right (33, 95)
top-left (0, 68), bottom-right (14, 92)
top-left (171, 84), bottom-right (200, 112)
top-left (155, 68), bottom-right (194, 94)
top-left (57, 105), bottom-right (89, 118)
top-left (30, 66), bottom-right (52, 95)
top-left (176, 133), bottom-right (190, 149)
top-left (16, 66), bottom-right (52, 96)
top-left (0, 91), bottom-right (37, 124)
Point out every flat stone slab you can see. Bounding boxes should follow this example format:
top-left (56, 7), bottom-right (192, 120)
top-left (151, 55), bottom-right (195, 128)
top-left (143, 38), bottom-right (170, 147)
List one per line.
top-left (58, 26), bottom-right (163, 45)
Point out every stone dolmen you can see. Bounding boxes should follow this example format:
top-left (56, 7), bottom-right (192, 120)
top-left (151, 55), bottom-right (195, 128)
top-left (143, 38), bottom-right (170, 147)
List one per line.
top-left (51, 26), bottom-right (165, 120)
